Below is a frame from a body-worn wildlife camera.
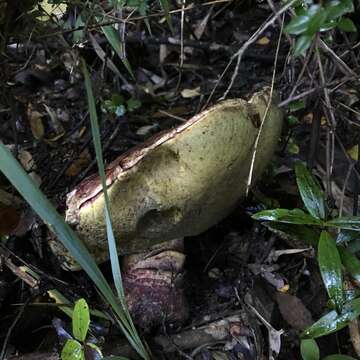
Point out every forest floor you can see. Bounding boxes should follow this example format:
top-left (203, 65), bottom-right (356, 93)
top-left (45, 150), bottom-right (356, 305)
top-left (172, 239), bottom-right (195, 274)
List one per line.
top-left (0, 1), bottom-right (360, 359)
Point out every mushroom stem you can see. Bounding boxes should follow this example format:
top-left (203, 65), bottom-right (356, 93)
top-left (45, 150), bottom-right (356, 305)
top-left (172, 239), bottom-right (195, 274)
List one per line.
top-left (122, 238), bottom-right (188, 331)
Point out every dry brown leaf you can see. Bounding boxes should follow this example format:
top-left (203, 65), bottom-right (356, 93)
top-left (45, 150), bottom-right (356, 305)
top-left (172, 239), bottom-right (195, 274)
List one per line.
top-left (27, 104), bottom-right (45, 140)
top-left (181, 87), bottom-right (201, 98)
top-left (66, 149), bottom-right (91, 177)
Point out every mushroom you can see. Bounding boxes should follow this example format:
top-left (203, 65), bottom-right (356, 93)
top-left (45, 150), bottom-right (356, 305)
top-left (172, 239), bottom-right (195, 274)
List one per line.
top-left (49, 87), bottom-right (283, 329)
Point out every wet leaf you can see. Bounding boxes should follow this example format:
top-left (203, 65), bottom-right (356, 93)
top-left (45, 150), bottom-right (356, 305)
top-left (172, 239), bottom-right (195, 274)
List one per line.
top-left (294, 35), bottom-right (313, 56)
top-left (295, 162), bottom-right (326, 219)
top-left (61, 339), bottom-right (84, 360)
top-left (339, 247), bottom-right (360, 282)
top-left (285, 15), bottom-right (310, 35)
top-left (337, 18), bottom-right (357, 32)
top-left (336, 230), bottom-right (360, 245)
top-left (252, 208), bottom-right (323, 226)
top-left (306, 5), bottom-right (327, 34)
top-left (302, 297), bottom-right (360, 338)
top-left (318, 231), bottom-right (343, 311)
top-left (300, 339), bottom-right (319, 360)
top-left (263, 222), bottom-right (320, 246)
top-left (326, 0), bottom-right (354, 20)
top-left (72, 298), bottom-right (90, 342)
top-left (326, 216), bottom-right (360, 231)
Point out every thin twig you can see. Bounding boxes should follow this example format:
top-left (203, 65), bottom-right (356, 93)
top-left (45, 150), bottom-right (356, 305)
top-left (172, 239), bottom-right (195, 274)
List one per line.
top-left (246, 14), bottom-right (284, 195)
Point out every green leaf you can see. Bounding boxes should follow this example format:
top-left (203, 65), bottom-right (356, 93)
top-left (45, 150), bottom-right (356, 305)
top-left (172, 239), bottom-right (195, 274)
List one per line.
top-left (306, 5), bottom-right (328, 34)
top-left (300, 339), bottom-right (320, 360)
top-left (336, 230), bottom-right (360, 245)
top-left (126, 98), bottom-right (142, 112)
top-left (285, 15), bottom-right (310, 35)
top-left (326, 216), bottom-right (360, 231)
top-left (323, 355), bottom-right (358, 360)
top-left (252, 208), bottom-right (323, 225)
top-left (61, 339), bottom-right (84, 360)
top-left (294, 35), bottom-right (313, 56)
top-left (263, 222), bottom-right (320, 246)
top-left (337, 17), bottom-right (357, 32)
top-left (295, 162), bottom-right (326, 219)
top-left (320, 19), bottom-right (338, 31)
top-left (318, 231), bottom-right (343, 311)
top-left (302, 297), bottom-right (360, 338)
top-left (100, 23), bottom-right (135, 79)
top-left (326, 0), bottom-right (354, 20)
top-left (81, 61), bottom-right (147, 358)
top-left (288, 99), bottom-right (306, 111)
top-left (72, 298), bottom-right (90, 342)
top-left (339, 247), bottom-right (360, 282)
top-left (159, 0), bottom-right (174, 34)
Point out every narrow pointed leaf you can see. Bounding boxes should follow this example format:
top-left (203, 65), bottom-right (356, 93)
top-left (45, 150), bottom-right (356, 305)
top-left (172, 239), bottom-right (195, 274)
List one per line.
top-left (252, 208), bottom-right (323, 225)
top-left (326, 217), bottom-right (360, 231)
top-left (285, 15), bottom-right (310, 34)
top-left (72, 298), bottom-right (90, 342)
top-left (318, 231), bottom-right (343, 311)
top-left (159, 0), bottom-right (174, 34)
top-left (100, 23), bottom-right (135, 79)
top-left (300, 339), bottom-right (320, 360)
top-left (339, 247), bottom-right (360, 282)
top-left (302, 297), bottom-right (360, 338)
top-left (295, 162), bottom-right (326, 219)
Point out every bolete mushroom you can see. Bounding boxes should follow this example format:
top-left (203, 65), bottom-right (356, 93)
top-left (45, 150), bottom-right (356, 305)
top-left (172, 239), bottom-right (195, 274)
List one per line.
top-left (49, 87), bottom-right (283, 329)
top-left (50, 87), bottom-right (282, 268)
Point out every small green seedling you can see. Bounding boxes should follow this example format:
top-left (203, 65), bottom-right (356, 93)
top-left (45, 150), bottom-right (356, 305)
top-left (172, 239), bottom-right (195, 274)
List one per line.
top-left (253, 162), bottom-right (360, 340)
top-left (61, 298), bottom-right (102, 360)
top-left (101, 94), bottom-right (142, 118)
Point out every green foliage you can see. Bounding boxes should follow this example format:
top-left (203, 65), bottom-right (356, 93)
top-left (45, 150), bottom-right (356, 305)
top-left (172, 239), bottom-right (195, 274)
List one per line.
top-left (101, 94), bottom-right (142, 117)
top-left (300, 338), bottom-right (357, 360)
top-left (301, 339), bottom-right (320, 360)
top-left (285, 0), bottom-right (356, 56)
top-left (61, 298), bottom-right (106, 360)
top-left (252, 162), bottom-right (360, 341)
top-left (72, 299), bottom-right (90, 343)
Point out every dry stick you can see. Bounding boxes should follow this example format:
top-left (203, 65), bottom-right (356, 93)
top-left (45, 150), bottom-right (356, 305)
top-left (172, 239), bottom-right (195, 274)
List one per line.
top-left (245, 14), bottom-right (284, 196)
top-left (221, 0), bottom-right (296, 100)
top-left (175, 0), bottom-right (186, 93)
top-left (204, 0), bottom-right (296, 107)
top-left (316, 42), bottom-right (337, 199)
top-left (319, 39), bottom-right (358, 77)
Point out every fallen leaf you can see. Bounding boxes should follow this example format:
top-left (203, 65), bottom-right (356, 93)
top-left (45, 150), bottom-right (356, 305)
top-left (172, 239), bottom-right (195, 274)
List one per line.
top-left (181, 87), bottom-right (201, 98)
top-left (347, 145), bottom-right (358, 161)
top-left (66, 149), bottom-right (91, 177)
top-left (27, 105), bottom-right (45, 140)
top-left (257, 36), bottom-right (270, 45)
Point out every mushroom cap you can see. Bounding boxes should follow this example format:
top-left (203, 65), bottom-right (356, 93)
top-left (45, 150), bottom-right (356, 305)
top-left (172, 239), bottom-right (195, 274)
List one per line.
top-left (50, 88), bottom-right (283, 270)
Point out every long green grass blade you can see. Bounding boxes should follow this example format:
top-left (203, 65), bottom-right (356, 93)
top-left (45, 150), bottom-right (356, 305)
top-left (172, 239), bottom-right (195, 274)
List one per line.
top-left (81, 59), bottom-right (149, 359)
top-left (99, 23), bottom-right (135, 79)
